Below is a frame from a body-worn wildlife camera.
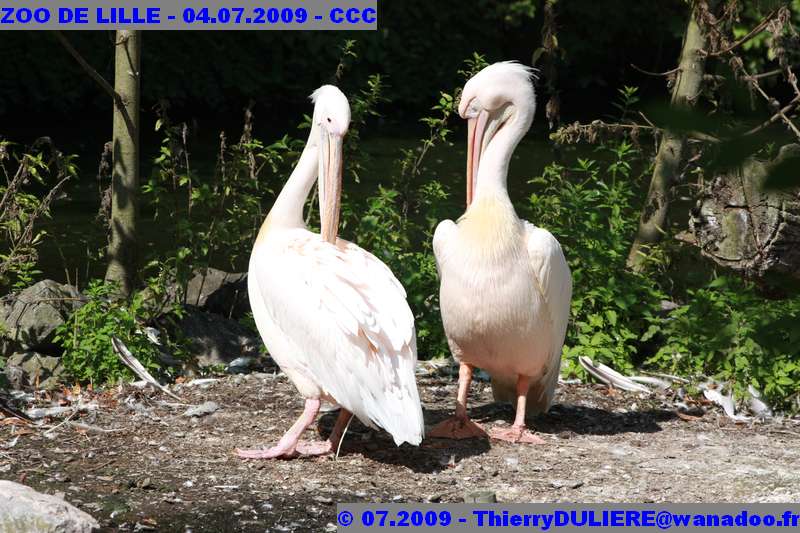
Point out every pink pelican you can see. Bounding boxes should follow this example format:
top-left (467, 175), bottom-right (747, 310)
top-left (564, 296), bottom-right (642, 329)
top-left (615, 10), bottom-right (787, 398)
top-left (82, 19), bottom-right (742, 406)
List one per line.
top-left (236, 86), bottom-right (424, 459)
top-left (429, 63), bottom-right (572, 444)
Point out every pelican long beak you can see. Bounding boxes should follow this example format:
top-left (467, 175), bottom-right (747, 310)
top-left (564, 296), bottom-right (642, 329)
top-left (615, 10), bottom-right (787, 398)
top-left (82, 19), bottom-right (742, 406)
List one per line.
top-left (466, 110), bottom-right (489, 207)
top-left (319, 130), bottom-right (344, 244)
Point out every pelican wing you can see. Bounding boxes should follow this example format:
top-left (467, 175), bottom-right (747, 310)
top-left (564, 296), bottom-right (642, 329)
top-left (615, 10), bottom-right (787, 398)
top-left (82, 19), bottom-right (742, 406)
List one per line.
top-left (251, 230), bottom-right (423, 445)
top-left (524, 222), bottom-right (573, 409)
top-left (432, 219), bottom-right (457, 271)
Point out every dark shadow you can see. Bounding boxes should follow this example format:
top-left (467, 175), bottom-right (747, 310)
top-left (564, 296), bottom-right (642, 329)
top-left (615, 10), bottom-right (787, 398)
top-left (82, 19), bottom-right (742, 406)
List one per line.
top-left (316, 409), bottom-right (491, 474)
top-left (314, 397), bottom-right (676, 473)
top-left (97, 490), bottom-right (353, 533)
top-left (461, 401), bottom-right (677, 436)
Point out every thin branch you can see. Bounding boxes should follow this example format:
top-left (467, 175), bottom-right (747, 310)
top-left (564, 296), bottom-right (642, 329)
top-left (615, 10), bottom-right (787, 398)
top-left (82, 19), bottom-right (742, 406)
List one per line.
top-left (630, 64), bottom-right (680, 77)
top-left (696, 2), bottom-right (800, 142)
top-left (728, 65), bottom-right (800, 82)
top-left (753, 67), bottom-right (786, 80)
top-left (638, 111), bottom-right (657, 129)
top-left (54, 31), bottom-right (136, 137)
top-left (552, 119), bottom-right (720, 145)
top-left (54, 32), bottom-right (118, 102)
top-left (704, 8), bottom-right (779, 57)
top-left (746, 72), bottom-right (800, 139)
top-left (743, 95), bottom-right (800, 136)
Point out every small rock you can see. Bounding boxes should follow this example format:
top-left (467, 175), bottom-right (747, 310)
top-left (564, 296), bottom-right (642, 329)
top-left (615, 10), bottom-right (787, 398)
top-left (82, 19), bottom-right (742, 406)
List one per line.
top-left (313, 496), bottom-right (333, 505)
top-left (464, 490), bottom-right (496, 503)
top-left (227, 356), bottom-right (258, 375)
top-left (660, 300), bottom-right (679, 312)
top-left (5, 351), bottom-right (66, 390)
top-left (165, 307), bottom-right (260, 367)
top-left (550, 479), bottom-right (584, 489)
top-left (0, 280), bottom-right (84, 354)
top-left (473, 369), bottom-right (491, 382)
top-left (0, 480), bottom-right (98, 532)
top-left (182, 401), bottom-right (220, 418)
top-left (504, 456), bottom-right (519, 471)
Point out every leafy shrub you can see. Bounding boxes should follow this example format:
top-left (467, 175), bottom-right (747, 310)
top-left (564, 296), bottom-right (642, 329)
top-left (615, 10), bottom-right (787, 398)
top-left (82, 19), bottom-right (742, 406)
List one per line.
top-left (525, 141), bottom-right (666, 375)
top-left (143, 105), bottom-right (302, 298)
top-left (528, 137), bottom-right (800, 410)
top-left (648, 276), bottom-right (800, 410)
top-left (0, 139), bottom-right (77, 291)
top-left (55, 280), bottom-right (172, 384)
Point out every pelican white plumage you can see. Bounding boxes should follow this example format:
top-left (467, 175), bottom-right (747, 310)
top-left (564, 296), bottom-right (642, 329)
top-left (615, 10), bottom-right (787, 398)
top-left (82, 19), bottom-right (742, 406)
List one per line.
top-left (429, 62), bottom-right (572, 444)
top-left (236, 86), bottom-right (423, 459)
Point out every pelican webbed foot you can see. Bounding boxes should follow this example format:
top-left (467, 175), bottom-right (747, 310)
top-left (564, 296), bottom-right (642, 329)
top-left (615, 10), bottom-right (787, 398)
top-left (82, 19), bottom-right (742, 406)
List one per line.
top-left (428, 415), bottom-right (488, 440)
top-left (488, 424), bottom-right (546, 444)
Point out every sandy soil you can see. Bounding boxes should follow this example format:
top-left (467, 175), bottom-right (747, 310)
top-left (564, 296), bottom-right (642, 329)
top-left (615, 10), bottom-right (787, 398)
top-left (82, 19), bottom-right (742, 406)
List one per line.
top-left (2, 368), bottom-right (799, 532)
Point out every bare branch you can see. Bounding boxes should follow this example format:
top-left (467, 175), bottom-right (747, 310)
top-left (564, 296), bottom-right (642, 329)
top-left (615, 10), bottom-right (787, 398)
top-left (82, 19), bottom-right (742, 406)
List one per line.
top-left (743, 95), bottom-right (800, 136)
top-left (54, 32), bottom-right (117, 102)
top-left (54, 32), bottom-right (136, 137)
top-left (753, 68), bottom-right (786, 80)
top-left (630, 64), bottom-right (681, 77)
top-left (696, 2), bottom-right (800, 142)
top-left (704, 8), bottom-right (779, 57)
top-left (551, 119), bottom-right (720, 145)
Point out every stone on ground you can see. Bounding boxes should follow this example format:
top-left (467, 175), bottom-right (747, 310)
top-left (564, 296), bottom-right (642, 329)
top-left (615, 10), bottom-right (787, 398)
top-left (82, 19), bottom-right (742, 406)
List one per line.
top-left (0, 280), bottom-right (84, 355)
top-left (0, 480), bottom-right (99, 532)
top-left (4, 351), bottom-right (66, 390)
top-left (169, 306), bottom-right (261, 367)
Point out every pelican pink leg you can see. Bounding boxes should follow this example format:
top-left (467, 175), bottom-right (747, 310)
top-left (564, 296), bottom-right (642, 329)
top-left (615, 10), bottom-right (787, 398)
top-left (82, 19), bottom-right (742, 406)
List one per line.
top-left (489, 376), bottom-right (546, 444)
top-left (236, 400), bottom-right (354, 459)
top-left (236, 398), bottom-right (321, 459)
top-left (428, 363), bottom-right (487, 439)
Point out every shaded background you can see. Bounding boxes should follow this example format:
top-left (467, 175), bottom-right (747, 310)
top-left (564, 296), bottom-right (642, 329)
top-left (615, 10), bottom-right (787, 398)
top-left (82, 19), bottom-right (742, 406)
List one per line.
top-left (1, 2), bottom-right (688, 136)
top-left (0, 1), bottom-right (690, 279)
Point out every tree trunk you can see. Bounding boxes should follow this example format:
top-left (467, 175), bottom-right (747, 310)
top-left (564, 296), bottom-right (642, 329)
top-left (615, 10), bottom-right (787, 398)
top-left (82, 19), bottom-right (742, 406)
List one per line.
top-left (104, 31), bottom-right (141, 296)
top-left (626, 5), bottom-right (710, 272)
top-left (679, 144), bottom-right (800, 280)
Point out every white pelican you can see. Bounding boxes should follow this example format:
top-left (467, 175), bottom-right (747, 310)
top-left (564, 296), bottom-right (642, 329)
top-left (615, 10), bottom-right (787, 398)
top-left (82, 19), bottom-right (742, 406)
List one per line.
top-left (429, 62), bottom-right (572, 444)
top-left (236, 86), bottom-right (423, 459)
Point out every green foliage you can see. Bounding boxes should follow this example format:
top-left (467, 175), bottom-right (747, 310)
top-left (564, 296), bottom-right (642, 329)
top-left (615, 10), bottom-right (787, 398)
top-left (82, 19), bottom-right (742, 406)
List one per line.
top-left (54, 280), bottom-right (168, 384)
top-left (526, 141), bottom-right (666, 375)
top-left (528, 128), bottom-right (800, 410)
top-left (346, 74), bottom-right (388, 184)
top-left (648, 276), bottom-right (800, 410)
top-left (0, 139), bottom-right (77, 292)
top-left (727, 1), bottom-right (800, 76)
top-left (611, 86), bottom-right (640, 120)
top-left (143, 106), bottom-right (302, 297)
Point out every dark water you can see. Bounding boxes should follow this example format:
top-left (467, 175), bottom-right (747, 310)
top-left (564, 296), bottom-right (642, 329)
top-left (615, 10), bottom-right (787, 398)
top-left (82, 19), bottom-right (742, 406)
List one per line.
top-left (36, 131), bottom-right (570, 284)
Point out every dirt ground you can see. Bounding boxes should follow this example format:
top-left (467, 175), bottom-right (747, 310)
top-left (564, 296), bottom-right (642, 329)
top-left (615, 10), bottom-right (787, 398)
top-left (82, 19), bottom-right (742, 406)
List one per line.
top-left (2, 366), bottom-right (799, 532)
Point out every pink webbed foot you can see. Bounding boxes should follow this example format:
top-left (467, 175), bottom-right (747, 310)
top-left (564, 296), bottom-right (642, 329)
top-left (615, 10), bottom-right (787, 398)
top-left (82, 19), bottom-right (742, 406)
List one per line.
top-left (235, 444), bottom-right (299, 460)
top-left (428, 416), bottom-right (488, 440)
top-left (489, 425), bottom-right (546, 444)
top-left (294, 440), bottom-right (334, 456)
